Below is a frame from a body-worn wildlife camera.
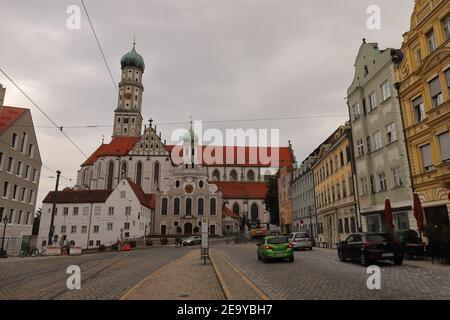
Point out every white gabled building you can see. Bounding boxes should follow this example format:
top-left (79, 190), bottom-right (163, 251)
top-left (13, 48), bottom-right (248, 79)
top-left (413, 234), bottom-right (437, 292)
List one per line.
top-left (37, 178), bottom-right (155, 249)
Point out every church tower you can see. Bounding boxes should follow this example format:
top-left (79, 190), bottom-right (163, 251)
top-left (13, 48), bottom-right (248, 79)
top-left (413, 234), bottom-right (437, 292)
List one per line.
top-left (112, 40), bottom-right (146, 137)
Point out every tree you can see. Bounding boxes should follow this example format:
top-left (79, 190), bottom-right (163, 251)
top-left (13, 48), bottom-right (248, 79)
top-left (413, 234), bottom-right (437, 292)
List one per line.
top-left (32, 208), bottom-right (42, 235)
top-left (265, 171), bottom-right (280, 226)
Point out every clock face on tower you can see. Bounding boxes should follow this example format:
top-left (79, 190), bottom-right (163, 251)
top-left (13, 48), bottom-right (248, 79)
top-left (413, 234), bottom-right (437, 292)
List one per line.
top-left (124, 93), bottom-right (132, 99)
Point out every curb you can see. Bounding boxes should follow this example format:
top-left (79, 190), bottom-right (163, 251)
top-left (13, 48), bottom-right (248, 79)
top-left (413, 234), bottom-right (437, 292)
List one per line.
top-left (209, 250), bottom-right (233, 300)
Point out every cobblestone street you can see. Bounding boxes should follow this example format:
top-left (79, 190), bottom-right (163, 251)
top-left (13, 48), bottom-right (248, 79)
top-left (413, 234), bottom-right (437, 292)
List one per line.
top-left (214, 243), bottom-right (450, 300)
top-left (0, 246), bottom-right (191, 300)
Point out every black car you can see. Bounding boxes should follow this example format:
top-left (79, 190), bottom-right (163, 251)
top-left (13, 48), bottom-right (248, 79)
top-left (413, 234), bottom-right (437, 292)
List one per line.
top-left (337, 232), bottom-right (404, 266)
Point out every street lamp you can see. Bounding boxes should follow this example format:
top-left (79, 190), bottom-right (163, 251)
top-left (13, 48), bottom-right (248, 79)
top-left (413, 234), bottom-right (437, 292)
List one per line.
top-left (0, 215), bottom-right (10, 258)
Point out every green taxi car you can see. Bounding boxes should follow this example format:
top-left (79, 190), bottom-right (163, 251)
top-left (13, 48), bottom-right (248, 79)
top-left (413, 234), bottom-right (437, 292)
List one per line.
top-left (257, 236), bottom-right (294, 263)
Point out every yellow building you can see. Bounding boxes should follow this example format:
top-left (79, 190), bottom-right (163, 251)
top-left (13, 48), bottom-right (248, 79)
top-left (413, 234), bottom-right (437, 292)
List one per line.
top-left (396, 0), bottom-right (450, 240)
top-left (312, 123), bottom-right (359, 246)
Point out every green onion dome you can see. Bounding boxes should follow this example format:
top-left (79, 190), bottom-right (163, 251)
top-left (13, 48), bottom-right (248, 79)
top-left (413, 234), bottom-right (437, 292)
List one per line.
top-left (120, 43), bottom-right (145, 72)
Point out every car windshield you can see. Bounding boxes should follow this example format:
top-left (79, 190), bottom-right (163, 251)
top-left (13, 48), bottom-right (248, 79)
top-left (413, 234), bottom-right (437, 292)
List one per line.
top-left (267, 237), bottom-right (289, 244)
top-left (365, 234), bottom-right (390, 243)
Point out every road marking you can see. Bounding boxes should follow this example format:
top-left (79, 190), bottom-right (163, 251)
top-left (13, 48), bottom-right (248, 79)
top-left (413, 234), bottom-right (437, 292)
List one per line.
top-left (118, 251), bottom-right (190, 300)
top-left (211, 248), bottom-right (270, 300)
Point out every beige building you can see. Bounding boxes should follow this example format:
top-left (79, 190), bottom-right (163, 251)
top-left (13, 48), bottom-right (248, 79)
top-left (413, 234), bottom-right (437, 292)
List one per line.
top-left (0, 105), bottom-right (42, 256)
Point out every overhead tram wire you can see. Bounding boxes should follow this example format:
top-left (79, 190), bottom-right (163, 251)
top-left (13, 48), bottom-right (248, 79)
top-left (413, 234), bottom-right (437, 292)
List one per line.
top-left (80, 0), bottom-right (119, 94)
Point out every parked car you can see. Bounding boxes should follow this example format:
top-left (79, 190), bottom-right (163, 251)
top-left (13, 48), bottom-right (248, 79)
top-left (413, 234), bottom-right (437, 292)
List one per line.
top-left (337, 232), bottom-right (404, 266)
top-left (182, 236), bottom-right (201, 246)
top-left (257, 236), bottom-right (294, 263)
top-left (289, 232), bottom-right (313, 250)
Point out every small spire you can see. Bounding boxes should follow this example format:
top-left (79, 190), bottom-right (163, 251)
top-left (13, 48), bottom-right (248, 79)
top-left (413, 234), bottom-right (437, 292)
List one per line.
top-left (133, 35), bottom-right (136, 49)
top-left (101, 134), bottom-right (105, 144)
top-left (362, 38), bottom-right (366, 44)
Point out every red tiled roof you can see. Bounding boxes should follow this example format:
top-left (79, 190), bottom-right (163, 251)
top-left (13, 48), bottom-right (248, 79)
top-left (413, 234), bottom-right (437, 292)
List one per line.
top-left (43, 189), bottom-right (113, 204)
top-left (166, 145), bottom-right (293, 167)
top-left (212, 181), bottom-right (268, 199)
top-left (222, 205), bottom-right (239, 219)
top-left (82, 136), bottom-right (140, 166)
top-left (0, 106), bottom-right (27, 135)
top-left (126, 178), bottom-right (156, 210)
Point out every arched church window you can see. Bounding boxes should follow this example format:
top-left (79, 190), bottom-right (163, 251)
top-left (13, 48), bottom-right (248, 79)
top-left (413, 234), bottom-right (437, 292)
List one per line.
top-left (230, 169), bottom-right (238, 181)
top-left (136, 162), bottom-right (143, 187)
top-left (212, 169), bottom-right (220, 181)
top-left (233, 203), bottom-right (240, 215)
top-left (210, 198), bottom-right (216, 215)
top-left (107, 162), bottom-right (114, 190)
top-left (247, 170), bottom-right (255, 181)
top-left (124, 128), bottom-right (127, 133)
top-left (121, 162), bottom-right (128, 179)
top-left (198, 198), bottom-right (204, 215)
top-left (174, 198), bottom-right (180, 215)
top-left (161, 198), bottom-right (168, 215)
top-left (118, 117), bottom-right (121, 123)
top-left (251, 203), bottom-right (259, 223)
top-left (154, 162), bottom-right (160, 190)
top-left (186, 198), bottom-right (192, 215)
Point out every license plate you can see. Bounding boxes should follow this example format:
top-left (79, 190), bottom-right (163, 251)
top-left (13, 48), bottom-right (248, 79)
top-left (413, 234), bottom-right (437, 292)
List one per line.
top-left (382, 253), bottom-right (394, 257)
top-left (276, 253), bottom-right (286, 256)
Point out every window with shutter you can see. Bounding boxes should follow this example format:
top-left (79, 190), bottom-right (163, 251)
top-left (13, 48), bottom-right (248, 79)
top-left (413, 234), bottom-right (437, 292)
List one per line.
top-left (412, 96), bottom-right (425, 123)
top-left (420, 144), bottom-right (434, 171)
top-left (438, 132), bottom-right (450, 162)
top-left (428, 77), bottom-right (443, 108)
top-left (445, 69), bottom-right (450, 98)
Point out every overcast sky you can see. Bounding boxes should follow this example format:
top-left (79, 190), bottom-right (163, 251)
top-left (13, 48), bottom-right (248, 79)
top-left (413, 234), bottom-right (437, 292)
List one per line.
top-left (0, 0), bottom-right (415, 208)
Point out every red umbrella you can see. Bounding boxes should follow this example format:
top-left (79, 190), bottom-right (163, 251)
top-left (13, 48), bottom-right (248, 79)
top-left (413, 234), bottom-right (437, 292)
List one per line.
top-left (384, 198), bottom-right (395, 233)
top-left (413, 193), bottom-right (425, 233)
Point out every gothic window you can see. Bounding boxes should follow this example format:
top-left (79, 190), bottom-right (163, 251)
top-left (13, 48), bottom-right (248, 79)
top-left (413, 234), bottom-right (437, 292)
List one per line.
top-left (136, 162), bottom-right (143, 187)
top-left (247, 170), bottom-right (255, 181)
top-left (229, 169), bottom-right (238, 181)
top-left (121, 162), bottom-right (128, 179)
top-left (154, 162), bottom-right (160, 190)
top-left (251, 203), bottom-right (259, 223)
top-left (212, 169), bottom-right (220, 181)
top-left (232, 203), bottom-right (240, 215)
top-left (161, 198), bottom-right (168, 215)
top-left (107, 162), bottom-right (114, 189)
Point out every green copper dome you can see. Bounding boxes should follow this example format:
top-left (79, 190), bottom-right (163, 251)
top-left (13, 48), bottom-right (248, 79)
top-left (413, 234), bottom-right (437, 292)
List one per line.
top-left (120, 43), bottom-right (145, 72)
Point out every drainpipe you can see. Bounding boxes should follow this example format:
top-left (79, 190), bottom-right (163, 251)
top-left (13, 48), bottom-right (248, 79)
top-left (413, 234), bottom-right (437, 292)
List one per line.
top-left (86, 203), bottom-right (93, 249)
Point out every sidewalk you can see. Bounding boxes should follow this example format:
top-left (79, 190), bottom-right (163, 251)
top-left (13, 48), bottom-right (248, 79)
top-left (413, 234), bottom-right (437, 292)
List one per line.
top-left (120, 250), bottom-right (225, 300)
top-left (209, 249), bottom-right (269, 300)
top-left (314, 246), bottom-right (450, 274)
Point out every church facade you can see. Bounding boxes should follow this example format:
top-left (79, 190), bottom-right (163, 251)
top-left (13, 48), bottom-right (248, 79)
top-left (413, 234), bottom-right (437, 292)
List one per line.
top-left (53, 42), bottom-right (293, 240)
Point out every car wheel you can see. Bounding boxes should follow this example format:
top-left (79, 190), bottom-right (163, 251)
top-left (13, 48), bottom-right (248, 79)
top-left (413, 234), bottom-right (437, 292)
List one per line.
top-left (262, 255), bottom-right (268, 263)
top-left (393, 257), bottom-right (403, 266)
top-left (360, 253), bottom-right (370, 267)
top-left (309, 247), bottom-right (313, 251)
top-left (289, 255), bottom-right (294, 262)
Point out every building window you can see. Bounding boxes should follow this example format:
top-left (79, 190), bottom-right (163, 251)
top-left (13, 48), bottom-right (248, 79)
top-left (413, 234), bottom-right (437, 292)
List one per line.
top-left (348, 173), bottom-right (354, 195)
top-left (11, 133), bottom-right (17, 148)
top-left (342, 178), bottom-right (347, 198)
top-left (352, 102), bottom-right (360, 120)
top-left (378, 173), bottom-right (387, 192)
top-left (120, 191), bottom-right (126, 198)
top-left (443, 14), bottom-right (450, 40)
top-left (2, 181), bottom-right (9, 198)
top-left (124, 222), bottom-right (130, 230)
top-left (370, 175), bottom-right (376, 193)
top-left (344, 218), bottom-right (349, 234)
top-left (61, 225), bottom-right (66, 233)
top-left (251, 203), bottom-right (259, 223)
top-left (107, 223), bottom-right (113, 231)
top-left (429, 76), bottom-right (443, 108)
top-left (161, 198), bottom-right (168, 215)
top-left (63, 207), bottom-right (69, 215)
top-left (368, 92), bottom-right (377, 111)
top-left (210, 198), bottom-right (217, 215)
top-left (415, 48), bottom-right (422, 66)
top-left (412, 96), bottom-right (425, 123)
top-left (93, 225), bottom-right (99, 233)
top-left (0, 152), bottom-right (3, 170)
top-left (426, 29), bottom-right (436, 52)
top-left (445, 68), bottom-right (450, 98)
top-left (136, 162), bottom-right (143, 187)
top-left (82, 206), bottom-right (89, 215)
top-left (438, 131), bottom-right (450, 162)
top-left (340, 151), bottom-right (344, 166)
top-left (247, 170), bottom-right (255, 181)
top-left (371, 131), bottom-right (382, 151)
top-left (81, 226), bottom-right (87, 233)
top-left (125, 206), bottom-right (131, 216)
top-left (21, 187), bottom-right (26, 202)
top-left (153, 162), bottom-right (160, 190)
top-left (338, 219), bottom-right (343, 233)
top-left (186, 198), bottom-right (192, 215)
top-left (107, 161), bottom-right (114, 190)
top-left (94, 206), bottom-right (101, 215)
top-left (160, 224), bottom-right (166, 235)
top-left (350, 217), bottom-right (356, 233)
top-left (198, 198), bottom-right (204, 215)
top-left (199, 180), bottom-right (204, 188)
top-left (393, 212), bottom-right (410, 231)
top-left (366, 214), bottom-right (381, 232)
top-left (108, 207), bottom-right (114, 215)
top-left (71, 226), bottom-right (77, 233)
top-left (420, 144), bottom-right (434, 172)
top-left (24, 165), bottom-right (29, 179)
top-left (380, 81), bottom-right (391, 101)
top-left (89, 240), bottom-right (94, 246)
top-left (7, 157), bottom-right (13, 173)
top-left (336, 182), bottom-right (341, 199)
top-left (229, 169), bottom-right (238, 181)
top-left (232, 203), bottom-right (240, 215)
top-left (392, 168), bottom-right (404, 187)
top-left (386, 122), bottom-right (396, 144)
top-left (16, 161), bottom-right (22, 176)
top-left (356, 138), bottom-right (365, 157)
top-left (174, 198), bottom-right (180, 215)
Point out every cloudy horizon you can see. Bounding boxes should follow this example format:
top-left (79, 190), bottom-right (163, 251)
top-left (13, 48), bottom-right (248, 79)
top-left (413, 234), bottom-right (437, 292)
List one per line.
top-left (0, 0), bottom-right (415, 209)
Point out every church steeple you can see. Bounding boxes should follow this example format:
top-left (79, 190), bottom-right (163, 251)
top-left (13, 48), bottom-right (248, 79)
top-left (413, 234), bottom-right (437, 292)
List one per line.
top-left (113, 40), bottom-right (145, 138)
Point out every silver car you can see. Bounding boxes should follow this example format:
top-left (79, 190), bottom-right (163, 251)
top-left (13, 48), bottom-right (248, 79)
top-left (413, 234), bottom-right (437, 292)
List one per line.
top-left (289, 232), bottom-right (313, 250)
